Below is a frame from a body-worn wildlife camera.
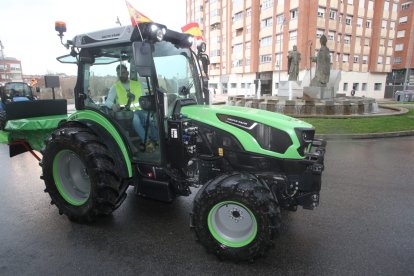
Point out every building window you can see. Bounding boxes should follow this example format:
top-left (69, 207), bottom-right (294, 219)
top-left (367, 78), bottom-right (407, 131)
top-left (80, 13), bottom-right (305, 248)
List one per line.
top-left (290, 9), bottom-right (298, 20)
top-left (260, 54), bottom-right (272, 64)
top-left (275, 34), bottom-right (283, 43)
top-left (329, 9), bottom-right (337, 20)
top-left (401, 2), bottom-right (411, 10)
top-left (275, 53), bottom-right (282, 66)
top-left (381, 20), bottom-right (387, 29)
top-left (233, 43), bottom-right (243, 53)
top-left (261, 0), bottom-right (273, 10)
top-left (231, 83), bottom-right (237, 88)
top-left (328, 31), bottom-right (335, 40)
top-left (374, 83), bottom-right (382, 91)
top-left (377, 56), bottom-right (383, 64)
top-left (346, 15), bottom-right (353, 25)
top-left (344, 35), bottom-right (351, 44)
top-left (362, 83), bottom-right (367, 91)
top-left (363, 55), bottom-right (368, 64)
top-left (260, 36), bottom-right (272, 47)
top-left (394, 57), bottom-right (402, 64)
top-left (246, 25), bottom-right (251, 34)
top-left (399, 16), bottom-right (408, 24)
top-left (289, 30), bottom-right (297, 41)
top-left (366, 19), bottom-right (371, 28)
top-left (354, 55), bottom-right (359, 63)
top-left (276, 14), bottom-right (284, 24)
top-left (390, 21), bottom-right (395, 30)
top-left (357, 17), bottom-right (363, 27)
top-left (233, 11), bottom-right (243, 22)
top-left (380, 38), bottom-right (385, 47)
top-left (384, 1), bottom-right (389, 11)
top-left (343, 83), bottom-right (349, 91)
top-left (317, 29), bottom-right (325, 38)
top-left (392, 3), bottom-right (398, 12)
top-left (386, 56), bottom-right (391, 65)
top-left (368, 0), bottom-right (374, 10)
top-left (318, 7), bottom-right (326, 17)
top-left (211, 9), bottom-right (220, 17)
top-left (232, 59), bottom-right (243, 67)
top-left (246, 8), bottom-right (252, 16)
top-left (343, 54), bottom-right (350, 63)
top-left (245, 41), bottom-right (251, 49)
top-left (246, 58), bottom-right (250, 66)
top-left (337, 34), bottom-right (342, 43)
top-left (359, 0), bottom-right (365, 9)
top-left (397, 30), bottom-right (406, 38)
top-left (388, 39), bottom-right (393, 47)
top-left (364, 37), bottom-right (370, 46)
top-left (261, 17), bottom-right (273, 28)
top-left (395, 44), bottom-right (404, 51)
top-left (353, 83), bottom-right (359, 90)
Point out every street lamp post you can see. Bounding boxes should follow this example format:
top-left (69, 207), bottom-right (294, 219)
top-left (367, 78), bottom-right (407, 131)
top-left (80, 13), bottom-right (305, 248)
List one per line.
top-left (278, 18), bottom-right (287, 88)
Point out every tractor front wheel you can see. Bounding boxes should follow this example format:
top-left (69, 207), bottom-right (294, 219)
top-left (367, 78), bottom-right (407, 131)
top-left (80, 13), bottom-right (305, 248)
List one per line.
top-left (41, 125), bottom-right (128, 223)
top-left (192, 173), bottom-right (281, 262)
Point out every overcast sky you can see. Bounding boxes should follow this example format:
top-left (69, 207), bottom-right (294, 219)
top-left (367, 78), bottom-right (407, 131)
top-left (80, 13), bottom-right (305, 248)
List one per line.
top-left (0, 0), bottom-right (186, 75)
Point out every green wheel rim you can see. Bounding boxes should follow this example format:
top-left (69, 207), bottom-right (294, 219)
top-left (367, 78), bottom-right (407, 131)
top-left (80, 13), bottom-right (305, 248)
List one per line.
top-left (53, 150), bottom-right (91, 206)
top-left (208, 201), bottom-right (257, 248)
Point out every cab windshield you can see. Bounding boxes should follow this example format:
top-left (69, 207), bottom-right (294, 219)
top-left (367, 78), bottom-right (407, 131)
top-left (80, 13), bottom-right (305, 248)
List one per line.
top-left (77, 40), bottom-right (201, 163)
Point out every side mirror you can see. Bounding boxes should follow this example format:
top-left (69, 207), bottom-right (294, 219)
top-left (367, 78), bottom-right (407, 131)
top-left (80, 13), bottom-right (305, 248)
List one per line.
top-left (132, 42), bottom-right (153, 77)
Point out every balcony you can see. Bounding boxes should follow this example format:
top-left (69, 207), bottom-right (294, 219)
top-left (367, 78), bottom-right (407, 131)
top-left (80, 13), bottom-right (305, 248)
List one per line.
top-left (232, 20), bottom-right (244, 31)
top-left (232, 35), bottom-right (244, 45)
top-left (210, 15), bottom-right (221, 25)
top-left (260, 27), bottom-right (273, 37)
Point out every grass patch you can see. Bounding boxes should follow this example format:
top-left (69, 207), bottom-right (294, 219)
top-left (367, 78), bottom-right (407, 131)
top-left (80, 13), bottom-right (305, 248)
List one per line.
top-left (302, 109), bottom-right (414, 134)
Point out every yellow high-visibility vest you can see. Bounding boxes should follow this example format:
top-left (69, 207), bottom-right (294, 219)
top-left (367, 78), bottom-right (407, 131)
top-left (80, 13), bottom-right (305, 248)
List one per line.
top-left (115, 80), bottom-right (142, 110)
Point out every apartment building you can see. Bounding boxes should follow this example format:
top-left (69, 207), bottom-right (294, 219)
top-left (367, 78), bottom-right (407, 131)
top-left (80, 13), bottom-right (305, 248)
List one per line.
top-left (186, 0), bottom-right (399, 99)
top-left (390, 0), bottom-right (414, 88)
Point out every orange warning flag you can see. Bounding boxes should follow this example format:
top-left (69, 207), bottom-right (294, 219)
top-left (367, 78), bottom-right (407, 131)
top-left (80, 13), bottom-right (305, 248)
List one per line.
top-left (125, 1), bottom-right (152, 27)
top-left (181, 22), bottom-right (203, 40)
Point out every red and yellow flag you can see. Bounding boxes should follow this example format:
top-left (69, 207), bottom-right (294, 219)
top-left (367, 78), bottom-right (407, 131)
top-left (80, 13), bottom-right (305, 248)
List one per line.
top-left (125, 1), bottom-right (152, 27)
top-left (181, 22), bottom-right (203, 40)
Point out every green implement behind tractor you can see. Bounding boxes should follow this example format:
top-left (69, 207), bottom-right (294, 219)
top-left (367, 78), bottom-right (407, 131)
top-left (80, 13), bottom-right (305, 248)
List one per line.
top-left (0, 21), bottom-right (326, 262)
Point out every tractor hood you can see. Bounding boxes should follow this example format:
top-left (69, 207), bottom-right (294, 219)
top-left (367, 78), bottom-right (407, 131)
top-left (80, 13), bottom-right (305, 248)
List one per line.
top-left (181, 105), bottom-right (314, 159)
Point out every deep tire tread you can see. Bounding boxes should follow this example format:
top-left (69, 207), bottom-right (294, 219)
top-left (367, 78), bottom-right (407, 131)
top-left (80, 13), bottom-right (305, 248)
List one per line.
top-left (192, 172), bottom-right (281, 262)
top-left (41, 124), bottom-right (129, 223)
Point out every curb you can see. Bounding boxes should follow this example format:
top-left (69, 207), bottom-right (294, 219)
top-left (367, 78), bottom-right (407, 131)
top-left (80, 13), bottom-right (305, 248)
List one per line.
top-left (316, 130), bottom-right (414, 140)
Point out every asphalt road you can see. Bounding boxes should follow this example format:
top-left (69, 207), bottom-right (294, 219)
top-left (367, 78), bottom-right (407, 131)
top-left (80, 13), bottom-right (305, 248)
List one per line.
top-left (0, 137), bottom-right (413, 275)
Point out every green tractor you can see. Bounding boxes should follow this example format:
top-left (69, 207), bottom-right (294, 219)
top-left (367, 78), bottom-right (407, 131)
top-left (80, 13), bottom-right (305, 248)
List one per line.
top-left (0, 21), bottom-right (326, 261)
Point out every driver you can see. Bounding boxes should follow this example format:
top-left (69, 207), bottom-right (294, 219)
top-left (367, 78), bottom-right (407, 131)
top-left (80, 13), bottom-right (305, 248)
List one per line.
top-left (105, 64), bottom-right (158, 151)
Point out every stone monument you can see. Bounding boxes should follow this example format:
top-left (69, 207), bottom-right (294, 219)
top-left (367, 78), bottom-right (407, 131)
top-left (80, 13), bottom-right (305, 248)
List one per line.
top-left (278, 45), bottom-right (303, 99)
top-left (304, 35), bottom-right (335, 99)
top-left (288, 45), bottom-right (301, 81)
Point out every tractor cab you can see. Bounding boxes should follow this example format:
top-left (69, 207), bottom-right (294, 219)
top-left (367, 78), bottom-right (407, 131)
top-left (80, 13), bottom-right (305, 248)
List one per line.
top-left (0, 82), bottom-right (37, 110)
top-left (56, 22), bottom-right (209, 165)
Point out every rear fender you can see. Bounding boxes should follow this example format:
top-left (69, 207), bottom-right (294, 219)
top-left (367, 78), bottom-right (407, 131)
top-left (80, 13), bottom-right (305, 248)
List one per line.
top-left (67, 110), bottom-right (132, 178)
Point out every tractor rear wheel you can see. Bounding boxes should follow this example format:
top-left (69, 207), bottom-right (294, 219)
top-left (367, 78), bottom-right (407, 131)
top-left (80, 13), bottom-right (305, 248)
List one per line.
top-left (192, 173), bottom-right (281, 262)
top-left (41, 125), bottom-right (128, 223)
top-left (0, 111), bottom-right (6, 130)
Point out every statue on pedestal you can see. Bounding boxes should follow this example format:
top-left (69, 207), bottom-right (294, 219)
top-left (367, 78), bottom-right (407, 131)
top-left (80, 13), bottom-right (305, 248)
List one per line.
top-left (288, 45), bottom-right (301, 81)
top-left (310, 35), bottom-right (330, 87)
